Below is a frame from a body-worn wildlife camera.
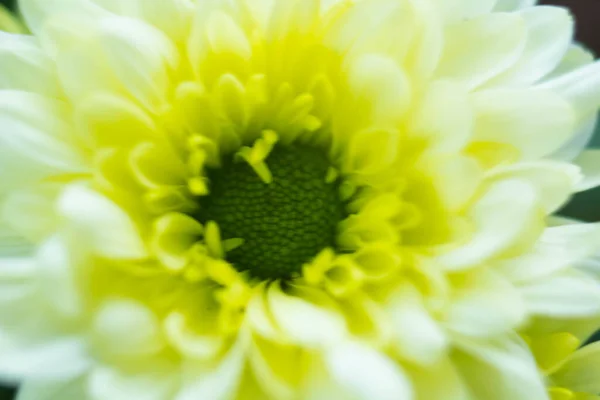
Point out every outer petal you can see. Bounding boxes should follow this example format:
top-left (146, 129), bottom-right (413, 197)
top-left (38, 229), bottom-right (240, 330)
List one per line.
top-left (308, 341), bottom-right (413, 400)
top-left (57, 185), bottom-right (147, 260)
top-left (488, 6), bottom-right (573, 86)
top-left (438, 179), bottom-right (542, 270)
top-left (471, 88), bottom-right (575, 160)
top-left (0, 91), bottom-right (88, 190)
top-left (17, 377), bottom-right (87, 400)
top-left (573, 149), bottom-right (600, 192)
top-left (435, 13), bottom-right (526, 89)
top-left (0, 32), bottom-right (61, 96)
top-left (520, 270), bottom-right (600, 318)
top-left (88, 364), bottom-right (178, 400)
top-left (551, 342), bottom-right (600, 394)
top-left (453, 336), bottom-right (548, 400)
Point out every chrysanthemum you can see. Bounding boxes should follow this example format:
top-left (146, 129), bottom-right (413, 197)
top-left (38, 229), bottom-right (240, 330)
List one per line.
top-left (3, 0), bottom-right (600, 399)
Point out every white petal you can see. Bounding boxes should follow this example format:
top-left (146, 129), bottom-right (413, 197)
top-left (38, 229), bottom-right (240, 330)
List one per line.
top-left (409, 80), bottom-right (473, 153)
top-left (57, 185), bottom-right (147, 259)
top-left (405, 357), bottom-right (471, 400)
top-left (521, 270), bottom-right (600, 318)
top-left (497, 223), bottom-right (600, 283)
top-left (453, 336), bottom-right (548, 400)
top-left (346, 53), bottom-right (411, 126)
top-left (91, 0), bottom-right (195, 42)
top-left (436, 13), bottom-right (526, 88)
top-left (0, 91), bottom-right (88, 190)
top-left (388, 285), bottom-right (447, 365)
top-left (17, 377), bottom-right (87, 400)
top-left (438, 179), bottom-right (541, 270)
top-left (546, 44), bottom-right (595, 80)
top-left (494, 0), bottom-right (536, 11)
top-left (0, 220), bottom-right (33, 258)
top-left (323, 341), bottom-right (413, 400)
top-left (447, 270), bottom-right (526, 337)
top-left (485, 161), bottom-right (581, 213)
top-left (549, 113), bottom-right (597, 162)
top-left (541, 60), bottom-right (600, 121)
top-left (2, 184), bottom-right (61, 243)
top-left (573, 149), bottom-right (600, 192)
top-left (488, 6), bottom-right (573, 86)
top-left (20, 0), bottom-right (104, 35)
top-left (89, 365), bottom-right (178, 400)
top-left (36, 236), bottom-right (82, 319)
top-left (94, 16), bottom-right (179, 111)
top-left (550, 342), bottom-right (600, 394)
top-left (265, 284), bottom-right (347, 347)
top-left (176, 335), bottom-right (248, 400)
top-left (92, 300), bottom-right (164, 359)
top-left (431, 0), bottom-right (496, 22)
top-left (0, 32), bottom-right (60, 96)
top-left (471, 88), bottom-right (575, 160)
top-left (0, 338), bottom-right (90, 383)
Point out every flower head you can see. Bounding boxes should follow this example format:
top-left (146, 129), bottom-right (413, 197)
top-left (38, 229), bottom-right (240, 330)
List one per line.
top-left (3, 0), bottom-right (600, 399)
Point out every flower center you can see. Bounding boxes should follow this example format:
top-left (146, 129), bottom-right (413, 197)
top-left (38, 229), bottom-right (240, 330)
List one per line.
top-left (199, 144), bottom-right (345, 280)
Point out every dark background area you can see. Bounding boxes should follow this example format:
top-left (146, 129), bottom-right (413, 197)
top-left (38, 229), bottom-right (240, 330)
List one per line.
top-left (0, 0), bottom-right (598, 398)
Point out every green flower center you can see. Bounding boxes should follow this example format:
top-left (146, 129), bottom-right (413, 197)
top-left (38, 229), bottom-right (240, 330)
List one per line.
top-left (199, 144), bottom-right (345, 280)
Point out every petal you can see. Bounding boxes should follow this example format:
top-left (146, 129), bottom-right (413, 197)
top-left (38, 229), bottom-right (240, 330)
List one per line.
top-left (408, 80), bottom-right (473, 153)
top-left (36, 236), bottom-right (83, 319)
top-left (0, 32), bottom-right (61, 96)
top-left (17, 377), bottom-right (87, 400)
top-left (75, 93), bottom-right (159, 149)
top-left (322, 341), bottom-right (413, 400)
top-left (265, 284), bottom-right (347, 347)
top-left (488, 6), bottom-right (573, 86)
top-left (435, 13), bottom-right (526, 89)
top-left (447, 270), bottom-right (526, 337)
top-left (546, 44), bottom-right (595, 81)
top-left (431, 0), bottom-right (496, 22)
top-left (176, 335), bottom-right (248, 400)
top-left (471, 88), bottom-right (575, 160)
top-left (521, 270), bottom-right (600, 318)
top-left (486, 161), bottom-right (581, 213)
top-left (91, 0), bottom-right (195, 42)
top-left (438, 179), bottom-right (542, 270)
top-left (494, 0), bottom-right (537, 11)
top-left (388, 285), bottom-right (448, 365)
top-left (541, 61), bottom-right (600, 121)
top-left (551, 342), bottom-right (600, 394)
top-left (453, 336), bottom-right (548, 400)
top-left (497, 223), bottom-right (600, 283)
top-left (88, 364), bottom-right (178, 400)
top-left (20, 0), bottom-right (104, 35)
top-left (0, 91), bottom-right (88, 190)
top-left (91, 299), bottom-right (164, 359)
top-left (93, 16), bottom-right (179, 111)
top-left (57, 185), bottom-right (147, 259)
top-left (345, 53), bottom-right (411, 126)
top-left (0, 338), bottom-right (90, 383)
top-left (151, 213), bottom-right (203, 271)
top-left (573, 149), bottom-right (600, 192)
top-left (405, 357), bottom-right (470, 400)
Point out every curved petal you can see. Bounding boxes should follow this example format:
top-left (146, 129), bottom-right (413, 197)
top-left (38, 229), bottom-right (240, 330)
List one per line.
top-left (89, 364), bottom-right (178, 400)
top-left (520, 270), bottom-right (600, 318)
top-left (0, 32), bottom-right (60, 96)
top-left (551, 342), bottom-right (600, 394)
top-left (488, 6), bottom-right (573, 86)
top-left (435, 13), bottom-right (526, 89)
top-left (573, 149), bottom-right (600, 192)
top-left (454, 336), bottom-right (548, 400)
top-left (0, 91), bottom-right (88, 190)
top-left (471, 88), bottom-right (575, 160)
top-left (17, 376), bottom-right (87, 400)
top-left (57, 185), bottom-right (147, 260)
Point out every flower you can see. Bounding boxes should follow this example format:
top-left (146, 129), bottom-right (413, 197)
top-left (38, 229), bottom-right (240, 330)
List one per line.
top-left (3, 0), bottom-right (600, 399)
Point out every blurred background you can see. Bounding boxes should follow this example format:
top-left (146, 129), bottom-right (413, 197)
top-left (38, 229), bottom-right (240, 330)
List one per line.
top-left (0, 0), bottom-right (598, 398)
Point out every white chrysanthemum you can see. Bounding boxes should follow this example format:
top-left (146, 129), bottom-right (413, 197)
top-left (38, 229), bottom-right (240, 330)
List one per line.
top-left (2, 0), bottom-right (600, 399)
